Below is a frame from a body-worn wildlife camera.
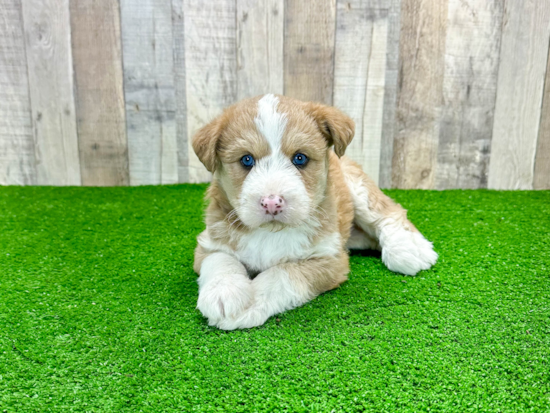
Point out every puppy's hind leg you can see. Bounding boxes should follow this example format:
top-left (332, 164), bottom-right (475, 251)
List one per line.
top-left (340, 157), bottom-right (438, 276)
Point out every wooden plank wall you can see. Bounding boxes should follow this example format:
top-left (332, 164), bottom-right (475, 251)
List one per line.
top-left (488, 1), bottom-right (550, 189)
top-left (22, 0), bottom-right (80, 186)
top-left (121, 0), bottom-right (179, 186)
top-left (333, 0), bottom-right (388, 183)
top-left (0, 0), bottom-right (35, 185)
top-left (392, 0), bottom-right (448, 189)
top-left (1, 0), bottom-right (549, 189)
top-left (435, 0), bottom-right (503, 190)
top-left (70, 0), bottom-right (129, 186)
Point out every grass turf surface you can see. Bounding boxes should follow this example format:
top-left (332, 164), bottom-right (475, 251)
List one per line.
top-left (0, 186), bottom-right (549, 412)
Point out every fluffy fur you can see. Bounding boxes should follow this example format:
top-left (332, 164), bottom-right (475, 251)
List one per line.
top-left (193, 94), bottom-right (437, 330)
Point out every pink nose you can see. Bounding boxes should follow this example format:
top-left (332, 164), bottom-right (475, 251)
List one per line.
top-left (260, 195), bottom-right (285, 216)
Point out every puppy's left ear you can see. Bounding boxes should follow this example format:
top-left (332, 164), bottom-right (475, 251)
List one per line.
top-left (192, 116), bottom-right (225, 172)
top-left (304, 102), bottom-right (355, 157)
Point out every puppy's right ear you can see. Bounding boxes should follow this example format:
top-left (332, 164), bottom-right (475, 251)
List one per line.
top-left (302, 102), bottom-right (355, 157)
top-left (192, 117), bottom-right (224, 172)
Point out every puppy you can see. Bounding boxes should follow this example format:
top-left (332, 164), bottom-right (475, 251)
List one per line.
top-left (192, 94), bottom-right (437, 330)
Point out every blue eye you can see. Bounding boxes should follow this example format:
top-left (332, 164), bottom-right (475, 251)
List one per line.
top-left (240, 154), bottom-right (255, 168)
top-left (292, 153), bottom-right (308, 167)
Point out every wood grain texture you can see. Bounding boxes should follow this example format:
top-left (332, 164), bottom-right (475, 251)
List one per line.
top-left (435, 0), bottom-right (503, 189)
top-left (237, 0), bottom-right (284, 99)
top-left (361, 14), bottom-right (388, 184)
top-left (0, 0), bottom-right (35, 185)
top-left (121, 0), bottom-right (177, 186)
top-left (378, 0), bottom-right (401, 188)
top-left (21, 0), bottom-right (80, 186)
top-left (333, 0), bottom-right (388, 184)
top-left (184, 0), bottom-right (237, 183)
top-left (533, 44), bottom-right (550, 190)
top-left (4, 0), bottom-right (550, 189)
top-left (70, 0), bottom-right (128, 186)
top-left (284, 0), bottom-right (336, 104)
top-left (171, 0), bottom-right (189, 183)
top-left (391, 0), bottom-right (448, 189)
top-left (488, 0), bottom-right (550, 190)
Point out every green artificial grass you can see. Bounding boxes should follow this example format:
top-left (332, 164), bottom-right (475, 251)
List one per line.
top-left (0, 186), bottom-right (549, 412)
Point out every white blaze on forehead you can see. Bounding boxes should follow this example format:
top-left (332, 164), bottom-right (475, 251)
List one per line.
top-left (239, 94), bottom-right (309, 229)
top-left (255, 94), bottom-right (287, 150)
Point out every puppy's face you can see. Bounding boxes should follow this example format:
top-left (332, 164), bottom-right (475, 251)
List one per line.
top-left (193, 95), bottom-right (354, 229)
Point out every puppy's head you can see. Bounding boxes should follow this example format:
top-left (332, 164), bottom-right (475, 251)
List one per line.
top-left (193, 94), bottom-right (354, 229)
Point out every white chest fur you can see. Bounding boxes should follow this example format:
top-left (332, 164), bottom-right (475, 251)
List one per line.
top-left (198, 225), bottom-right (342, 273)
top-left (236, 227), bottom-right (341, 272)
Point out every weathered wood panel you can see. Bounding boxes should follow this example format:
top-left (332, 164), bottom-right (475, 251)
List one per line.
top-left (236, 0), bottom-right (284, 100)
top-left (333, 0), bottom-right (388, 184)
top-left (21, 0), bottom-right (80, 186)
top-left (378, 0), bottom-right (401, 188)
top-left (361, 15), bottom-right (388, 184)
top-left (184, 0), bottom-right (237, 183)
top-left (435, 0), bottom-right (503, 189)
top-left (121, 0), bottom-right (178, 185)
top-left (533, 44), bottom-right (550, 190)
top-left (70, 0), bottom-right (128, 186)
top-left (488, 0), bottom-right (550, 190)
top-left (2, 0), bottom-right (550, 189)
top-left (171, 0), bottom-right (189, 183)
top-left (391, 0), bottom-right (448, 189)
top-left (284, 0), bottom-right (336, 104)
top-left (0, 0), bottom-right (35, 185)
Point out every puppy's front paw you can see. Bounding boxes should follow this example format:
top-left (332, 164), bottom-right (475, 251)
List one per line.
top-left (197, 273), bottom-right (253, 325)
top-left (216, 305), bottom-right (269, 331)
top-left (381, 228), bottom-right (438, 276)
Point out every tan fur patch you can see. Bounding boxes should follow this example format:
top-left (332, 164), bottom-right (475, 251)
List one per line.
top-left (282, 252), bottom-right (350, 296)
top-left (340, 156), bottom-right (420, 235)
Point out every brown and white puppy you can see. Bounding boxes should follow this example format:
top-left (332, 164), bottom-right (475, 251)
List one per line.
top-left (192, 94), bottom-right (437, 330)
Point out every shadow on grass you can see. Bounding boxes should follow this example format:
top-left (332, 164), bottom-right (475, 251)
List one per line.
top-left (349, 248), bottom-right (381, 258)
